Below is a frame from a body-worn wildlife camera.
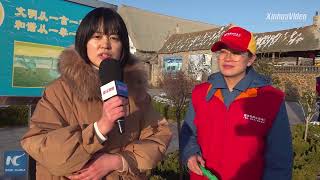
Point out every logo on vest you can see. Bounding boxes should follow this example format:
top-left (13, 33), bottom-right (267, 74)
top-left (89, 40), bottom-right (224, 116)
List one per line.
top-left (243, 113), bottom-right (265, 124)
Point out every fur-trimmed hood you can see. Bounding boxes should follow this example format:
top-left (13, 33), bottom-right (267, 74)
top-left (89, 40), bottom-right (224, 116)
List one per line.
top-left (58, 47), bottom-right (147, 101)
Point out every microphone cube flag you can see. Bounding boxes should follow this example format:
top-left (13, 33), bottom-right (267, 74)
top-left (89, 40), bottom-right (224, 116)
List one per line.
top-left (100, 80), bottom-right (128, 101)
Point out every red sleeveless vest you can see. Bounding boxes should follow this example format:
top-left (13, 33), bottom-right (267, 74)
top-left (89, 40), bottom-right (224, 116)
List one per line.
top-left (190, 82), bottom-right (284, 180)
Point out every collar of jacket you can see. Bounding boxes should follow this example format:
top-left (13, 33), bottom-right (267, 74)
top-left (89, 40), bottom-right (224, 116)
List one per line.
top-left (57, 47), bottom-right (147, 102)
top-left (206, 67), bottom-right (271, 101)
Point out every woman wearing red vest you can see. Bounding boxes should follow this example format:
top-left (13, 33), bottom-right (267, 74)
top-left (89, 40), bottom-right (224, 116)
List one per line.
top-left (180, 26), bottom-right (292, 180)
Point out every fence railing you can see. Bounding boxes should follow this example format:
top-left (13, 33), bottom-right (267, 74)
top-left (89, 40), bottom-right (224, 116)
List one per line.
top-left (273, 66), bottom-right (320, 73)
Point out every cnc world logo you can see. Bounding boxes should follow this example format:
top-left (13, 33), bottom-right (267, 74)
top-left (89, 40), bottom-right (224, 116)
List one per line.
top-left (4, 150), bottom-right (27, 176)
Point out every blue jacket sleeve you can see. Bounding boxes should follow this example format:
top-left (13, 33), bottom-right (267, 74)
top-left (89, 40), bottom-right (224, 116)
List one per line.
top-left (180, 102), bottom-right (201, 165)
top-left (263, 101), bottom-right (293, 180)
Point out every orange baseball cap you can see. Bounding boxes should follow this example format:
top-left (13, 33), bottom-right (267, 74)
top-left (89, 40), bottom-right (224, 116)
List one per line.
top-left (211, 26), bottom-right (256, 55)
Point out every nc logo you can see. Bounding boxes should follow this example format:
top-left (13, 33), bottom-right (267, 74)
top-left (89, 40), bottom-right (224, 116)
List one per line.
top-left (4, 150), bottom-right (27, 176)
top-left (5, 153), bottom-right (25, 166)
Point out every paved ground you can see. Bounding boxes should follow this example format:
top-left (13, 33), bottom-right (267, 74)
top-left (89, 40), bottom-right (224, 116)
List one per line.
top-left (147, 88), bottom-right (164, 97)
top-left (286, 101), bottom-right (305, 124)
top-left (167, 123), bottom-right (178, 154)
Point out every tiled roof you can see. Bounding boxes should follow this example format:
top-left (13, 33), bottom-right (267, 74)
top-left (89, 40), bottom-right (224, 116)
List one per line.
top-left (159, 25), bottom-right (320, 54)
top-left (118, 5), bottom-right (218, 52)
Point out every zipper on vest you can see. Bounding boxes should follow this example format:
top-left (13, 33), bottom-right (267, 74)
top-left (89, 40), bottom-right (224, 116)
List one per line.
top-left (219, 99), bottom-right (228, 172)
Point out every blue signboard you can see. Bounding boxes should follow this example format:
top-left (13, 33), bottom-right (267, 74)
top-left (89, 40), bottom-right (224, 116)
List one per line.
top-left (0, 0), bottom-right (93, 97)
top-left (4, 150), bottom-right (27, 176)
top-left (163, 56), bottom-right (182, 73)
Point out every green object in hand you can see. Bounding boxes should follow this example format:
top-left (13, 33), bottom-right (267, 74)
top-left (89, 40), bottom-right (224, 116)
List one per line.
top-left (199, 165), bottom-right (219, 180)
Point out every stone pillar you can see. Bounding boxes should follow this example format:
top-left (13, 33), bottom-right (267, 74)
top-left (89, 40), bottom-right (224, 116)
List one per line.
top-left (211, 53), bottom-right (219, 73)
top-left (314, 11), bottom-right (320, 27)
top-left (181, 52), bottom-right (189, 72)
top-left (272, 52), bottom-right (275, 63)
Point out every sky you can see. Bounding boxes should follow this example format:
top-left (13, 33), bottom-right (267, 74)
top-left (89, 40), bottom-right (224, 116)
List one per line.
top-left (102, 0), bottom-right (320, 33)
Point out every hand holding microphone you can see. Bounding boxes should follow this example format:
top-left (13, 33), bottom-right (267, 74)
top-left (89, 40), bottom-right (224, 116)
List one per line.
top-left (97, 59), bottom-right (128, 135)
